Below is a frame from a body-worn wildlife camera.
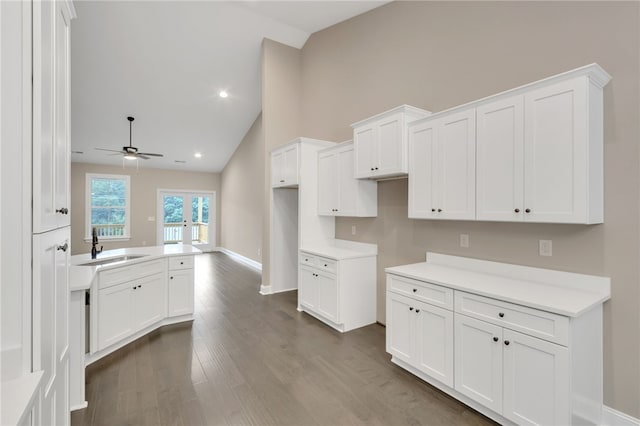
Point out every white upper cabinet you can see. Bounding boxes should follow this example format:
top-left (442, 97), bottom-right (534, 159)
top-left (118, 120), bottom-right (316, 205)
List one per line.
top-left (33, 0), bottom-right (72, 233)
top-left (352, 105), bottom-right (430, 179)
top-left (317, 141), bottom-right (377, 217)
top-left (271, 143), bottom-right (299, 188)
top-left (409, 109), bottom-right (476, 220)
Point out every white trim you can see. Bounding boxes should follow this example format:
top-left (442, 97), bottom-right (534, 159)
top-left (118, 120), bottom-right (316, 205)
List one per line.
top-left (259, 284), bottom-right (272, 295)
top-left (602, 406), bottom-right (640, 426)
top-left (218, 247), bottom-right (262, 272)
top-left (70, 402), bottom-right (88, 412)
top-left (85, 173), bottom-right (131, 240)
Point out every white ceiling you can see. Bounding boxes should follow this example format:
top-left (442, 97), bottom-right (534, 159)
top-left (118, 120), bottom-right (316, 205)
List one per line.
top-left (71, 0), bottom-right (389, 172)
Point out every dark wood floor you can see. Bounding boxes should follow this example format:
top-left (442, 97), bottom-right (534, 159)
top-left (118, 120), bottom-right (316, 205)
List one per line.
top-left (71, 252), bottom-right (495, 426)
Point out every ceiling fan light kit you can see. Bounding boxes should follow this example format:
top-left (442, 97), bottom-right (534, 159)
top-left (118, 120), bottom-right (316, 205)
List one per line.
top-left (95, 116), bottom-right (164, 166)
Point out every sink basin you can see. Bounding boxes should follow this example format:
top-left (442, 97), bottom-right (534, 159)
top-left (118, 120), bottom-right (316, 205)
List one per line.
top-left (77, 254), bottom-right (147, 267)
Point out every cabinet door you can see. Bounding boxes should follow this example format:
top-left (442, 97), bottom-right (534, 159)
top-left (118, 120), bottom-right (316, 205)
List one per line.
top-left (377, 113), bottom-right (404, 176)
top-left (415, 301), bottom-right (454, 387)
top-left (337, 146), bottom-right (358, 216)
top-left (282, 144), bottom-right (299, 185)
top-left (477, 95), bottom-right (524, 221)
top-left (318, 151), bottom-right (337, 215)
top-left (503, 329), bottom-right (570, 426)
top-left (436, 109), bottom-right (476, 220)
top-left (386, 293), bottom-right (416, 365)
top-left (33, 227), bottom-right (70, 426)
top-left (316, 270), bottom-right (338, 323)
top-left (353, 124), bottom-right (376, 178)
top-left (299, 267), bottom-right (318, 310)
top-left (524, 78), bottom-right (588, 223)
top-left (271, 151), bottom-right (284, 186)
top-left (454, 314), bottom-right (503, 413)
top-left (408, 119), bottom-right (438, 218)
top-left (98, 281), bottom-right (134, 350)
top-left (168, 269), bottom-right (194, 317)
top-left (133, 273), bottom-right (167, 331)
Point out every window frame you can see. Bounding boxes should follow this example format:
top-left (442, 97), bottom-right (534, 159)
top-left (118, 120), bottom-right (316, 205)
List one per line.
top-left (85, 173), bottom-right (131, 242)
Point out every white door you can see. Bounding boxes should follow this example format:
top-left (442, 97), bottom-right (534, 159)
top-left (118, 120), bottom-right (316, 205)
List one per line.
top-left (158, 190), bottom-right (216, 250)
top-left (386, 293), bottom-right (415, 365)
top-left (337, 146), bottom-right (358, 216)
top-left (503, 329), bottom-right (570, 426)
top-left (408, 119), bottom-right (438, 219)
top-left (377, 113), bottom-right (403, 175)
top-left (317, 151), bottom-right (337, 215)
top-left (436, 109), bottom-right (476, 220)
top-left (133, 273), bottom-right (167, 330)
top-left (299, 267), bottom-right (317, 310)
top-left (98, 282), bottom-right (134, 350)
top-left (414, 301), bottom-right (454, 387)
top-left (33, 227), bottom-right (70, 426)
top-left (476, 95), bottom-right (525, 221)
top-left (316, 271), bottom-right (338, 323)
top-left (354, 125), bottom-right (376, 178)
top-left (168, 269), bottom-right (195, 317)
top-left (454, 314), bottom-right (503, 413)
top-left (524, 78), bottom-right (588, 223)
top-left (271, 151), bottom-right (284, 186)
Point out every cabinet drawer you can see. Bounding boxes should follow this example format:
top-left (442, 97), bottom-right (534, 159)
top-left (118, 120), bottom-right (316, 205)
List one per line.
top-left (99, 259), bottom-right (166, 289)
top-left (454, 291), bottom-right (569, 346)
top-left (299, 253), bottom-right (316, 267)
top-left (316, 256), bottom-right (336, 274)
top-left (169, 255), bottom-right (194, 270)
top-left (387, 274), bottom-right (453, 310)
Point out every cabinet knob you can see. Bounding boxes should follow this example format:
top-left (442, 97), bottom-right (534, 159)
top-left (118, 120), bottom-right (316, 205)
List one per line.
top-left (412, 288), bottom-right (417, 293)
top-left (498, 312), bottom-right (505, 318)
top-left (375, 167), bottom-right (378, 170)
top-left (139, 285), bottom-right (142, 288)
top-left (525, 208), bottom-right (531, 213)
top-left (280, 179), bottom-right (285, 183)
top-left (170, 276), bottom-right (174, 280)
top-left (493, 337), bottom-right (499, 342)
top-left (431, 209), bottom-right (436, 212)
top-left (409, 307), bottom-right (414, 311)
top-left (437, 209), bottom-right (442, 213)
top-left (180, 261), bottom-right (184, 265)
top-left (324, 264), bottom-right (327, 267)
top-left (514, 208), bottom-right (520, 213)
top-left (133, 286), bottom-right (137, 290)
top-left (56, 207), bottom-right (69, 215)
top-left (415, 309), bottom-right (420, 313)
top-left (504, 340), bottom-right (510, 346)
top-left (56, 243), bottom-right (68, 252)
top-left (370, 167), bottom-right (374, 171)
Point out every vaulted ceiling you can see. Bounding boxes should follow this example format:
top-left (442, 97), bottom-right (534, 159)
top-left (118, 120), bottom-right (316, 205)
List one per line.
top-left (71, 1), bottom-right (389, 172)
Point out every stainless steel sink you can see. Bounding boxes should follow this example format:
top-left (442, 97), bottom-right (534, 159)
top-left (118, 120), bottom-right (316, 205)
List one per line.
top-left (77, 254), bottom-right (147, 266)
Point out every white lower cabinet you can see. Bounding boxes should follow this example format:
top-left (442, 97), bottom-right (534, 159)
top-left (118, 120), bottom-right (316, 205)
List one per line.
top-left (168, 256), bottom-right (195, 316)
top-left (298, 248), bottom-right (376, 332)
top-left (386, 261), bottom-right (606, 426)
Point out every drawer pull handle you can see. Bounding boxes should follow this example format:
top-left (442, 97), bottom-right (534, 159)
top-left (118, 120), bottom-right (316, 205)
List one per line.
top-left (498, 312), bottom-right (505, 318)
top-left (409, 307), bottom-right (414, 311)
top-left (504, 340), bottom-right (510, 346)
top-left (493, 337), bottom-right (499, 342)
top-left (412, 288), bottom-right (417, 293)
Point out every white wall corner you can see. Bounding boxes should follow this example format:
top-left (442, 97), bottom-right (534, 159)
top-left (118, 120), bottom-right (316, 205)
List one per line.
top-left (603, 406), bottom-right (640, 426)
top-left (218, 247), bottom-right (262, 272)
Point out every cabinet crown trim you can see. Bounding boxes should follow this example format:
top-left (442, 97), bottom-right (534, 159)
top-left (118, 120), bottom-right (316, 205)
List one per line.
top-left (350, 104), bottom-right (431, 128)
top-left (271, 137), bottom-right (337, 153)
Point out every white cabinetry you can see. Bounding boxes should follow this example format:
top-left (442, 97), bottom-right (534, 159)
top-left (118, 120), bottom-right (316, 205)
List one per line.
top-left (318, 141), bottom-right (377, 217)
top-left (386, 253), bottom-right (610, 425)
top-left (298, 241), bottom-right (377, 332)
top-left (352, 105), bottom-right (430, 179)
top-left (168, 256), bottom-right (195, 317)
top-left (408, 109), bottom-right (476, 220)
top-left (95, 259), bottom-right (167, 351)
top-left (271, 143), bottom-right (299, 188)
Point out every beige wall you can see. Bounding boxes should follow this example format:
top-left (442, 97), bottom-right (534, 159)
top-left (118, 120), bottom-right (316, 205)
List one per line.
top-left (296, 1), bottom-right (640, 416)
top-left (220, 113), bottom-right (264, 262)
top-left (261, 39), bottom-right (303, 286)
top-left (70, 163), bottom-right (221, 255)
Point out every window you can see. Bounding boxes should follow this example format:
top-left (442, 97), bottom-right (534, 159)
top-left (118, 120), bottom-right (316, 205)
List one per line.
top-left (85, 173), bottom-right (131, 240)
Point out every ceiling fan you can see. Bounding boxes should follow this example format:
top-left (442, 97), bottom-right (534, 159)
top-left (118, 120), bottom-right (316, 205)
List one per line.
top-left (96, 116), bottom-right (164, 160)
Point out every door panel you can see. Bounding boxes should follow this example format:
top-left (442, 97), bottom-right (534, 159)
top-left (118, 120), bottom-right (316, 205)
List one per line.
top-left (337, 147), bottom-right (357, 215)
top-left (408, 121), bottom-right (437, 218)
top-left (299, 267), bottom-right (317, 309)
top-left (316, 271), bottom-right (338, 323)
top-left (159, 191), bottom-right (215, 249)
top-left (377, 114), bottom-right (403, 175)
top-left (133, 273), bottom-right (167, 330)
top-left (318, 152), bottom-right (337, 215)
top-left (415, 301), bottom-right (454, 387)
top-left (169, 269), bottom-right (194, 316)
top-left (386, 293), bottom-right (415, 364)
top-left (98, 282), bottom-right (134, 350)
top-left (354, 125), bottom-right (376, 178)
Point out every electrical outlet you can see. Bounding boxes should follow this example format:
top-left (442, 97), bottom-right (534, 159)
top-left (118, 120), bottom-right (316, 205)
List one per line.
top-left (258, 248), bottom-right (261, 257)
top-left (539, 240), bottom-right (553, 256)
top-left (142, 241), bottom-right (146, 246)
top-left (460, 234), bottom-right (469, 248)
top-left (148, 216), bottom-right (155, 222)
top-left (351, 225), bottom-right (356, 235)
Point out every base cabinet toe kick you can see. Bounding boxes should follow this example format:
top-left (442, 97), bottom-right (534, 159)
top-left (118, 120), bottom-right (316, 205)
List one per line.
top-left (386, 253), bottom-right (610, 426)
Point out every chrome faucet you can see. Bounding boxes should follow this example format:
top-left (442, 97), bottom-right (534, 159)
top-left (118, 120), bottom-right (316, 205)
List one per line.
top-left (91, 227), bottom-right (103, 259)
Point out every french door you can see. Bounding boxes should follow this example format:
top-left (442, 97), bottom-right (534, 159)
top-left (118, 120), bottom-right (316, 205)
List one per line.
top-left (157, 190), bottom-right (216, 251)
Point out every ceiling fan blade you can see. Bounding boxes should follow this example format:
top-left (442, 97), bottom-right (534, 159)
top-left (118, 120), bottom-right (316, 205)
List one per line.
top-left (137, 154), bottom-right (151, 160)
top-left (95, 148), bottom-right (126, 153)
top-left (137, 152), bottom-right (164, 157)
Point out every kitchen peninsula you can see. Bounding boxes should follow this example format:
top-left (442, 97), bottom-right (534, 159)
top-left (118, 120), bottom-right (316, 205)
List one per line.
top-left (69, 245), bottom-right (200, 410)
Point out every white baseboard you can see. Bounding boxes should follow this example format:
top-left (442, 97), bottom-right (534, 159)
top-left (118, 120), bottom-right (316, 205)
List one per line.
top-left (217, 247), bottom-right (262, 272)
top-left (603, 406), bottom-right (640, 426)
top-left (259, 283), bottom-right (272, 295)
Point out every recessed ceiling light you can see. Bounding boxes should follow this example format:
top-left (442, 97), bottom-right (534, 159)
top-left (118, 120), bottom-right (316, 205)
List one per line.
top-left (219, 90), bottom-right (228, 98)
top-left (194, 152), bottom-right (202, 158)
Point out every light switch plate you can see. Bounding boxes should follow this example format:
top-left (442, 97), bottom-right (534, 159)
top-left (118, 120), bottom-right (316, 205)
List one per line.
top-left (148, 216), bottom-right (155, 222)
top-left (351, 225), bottom-right (356, 235)
top-left (460, 234), bottom-right (469, 248)
top-left (539, 240), bottom-right (553, 256)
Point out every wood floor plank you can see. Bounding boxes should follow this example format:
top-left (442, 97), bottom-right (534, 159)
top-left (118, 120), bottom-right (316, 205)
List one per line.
top-left (72, 252), bottom-right (496, 426)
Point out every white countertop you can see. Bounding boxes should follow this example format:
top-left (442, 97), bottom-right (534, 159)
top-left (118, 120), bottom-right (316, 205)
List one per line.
top-left (1, 371), bottom-right (43, 426)
top-left (386, 254), bottom-right (610, 317)
top-left (70, 245), bottom-right (201, 291)
top-left (300, 239), bottom-right (377, 260)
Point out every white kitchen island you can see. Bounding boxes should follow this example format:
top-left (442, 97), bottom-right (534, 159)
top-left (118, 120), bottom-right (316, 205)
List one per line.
top-left (69, 245), bottom-right (200, 410)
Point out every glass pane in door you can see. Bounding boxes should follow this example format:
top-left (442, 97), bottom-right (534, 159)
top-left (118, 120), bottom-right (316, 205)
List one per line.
top-left (163, 195), bottom-right (184, 244)
top-left (190, 196), bottom-right (209, 244)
